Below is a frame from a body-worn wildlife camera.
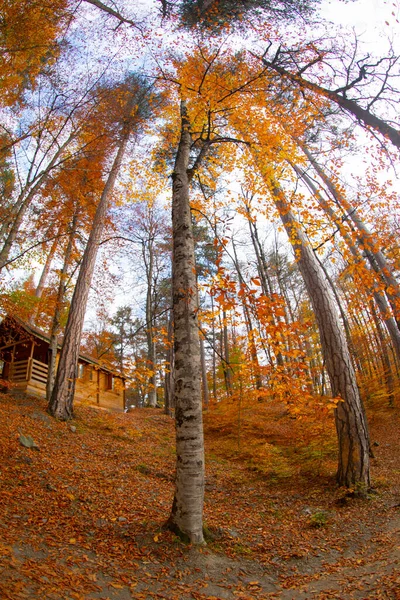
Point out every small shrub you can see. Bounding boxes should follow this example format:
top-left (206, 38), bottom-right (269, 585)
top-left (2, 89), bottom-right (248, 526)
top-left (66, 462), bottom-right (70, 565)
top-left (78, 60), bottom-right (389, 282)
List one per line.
top-left (137, 464), bottom-right (151, 475)
top-left (309, 510), bottom-right (329, 528)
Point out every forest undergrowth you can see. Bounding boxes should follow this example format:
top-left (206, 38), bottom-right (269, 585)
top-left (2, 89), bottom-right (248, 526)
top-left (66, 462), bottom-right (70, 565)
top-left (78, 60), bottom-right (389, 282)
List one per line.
top-left (0, 391), bottom-right (399, 599)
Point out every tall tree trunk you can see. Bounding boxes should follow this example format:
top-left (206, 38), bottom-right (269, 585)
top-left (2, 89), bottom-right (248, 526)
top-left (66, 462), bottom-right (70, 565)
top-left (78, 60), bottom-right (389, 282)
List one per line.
top-left (147, 336), bottom-right (157, 407)
top-left (232, 241), bottom-right (263, 396)
top-left (210, 294), bottom-right (218, 402)
top-left (293, 161), bottom-right (400, 363)
top-left (144, 241), bottom-right (157, 407)
top-left (313, 251), bottom-right (361, 372)
top-left (270, 178), bottom-right (371, 489)
top-left (166, 101), bottom-right (205, 544)
top-left (222, 310), bottom-right (233, 397)
top-left (244, 202), bottom-right (285, 367)
top-left (200, 336), bottom-right (209, 409)
top-left (46, 215), bottom-right (77, 401)
top-left (29, 230), bottom-right (61, 325)
top-left (299, 145), bottom-right (400, 327)
top-left (35, 234), bottom-right (59, 300)
top-left (49, 125), bottom-right (133, 419)
top-left (369, 301), bottom-right (395, 406)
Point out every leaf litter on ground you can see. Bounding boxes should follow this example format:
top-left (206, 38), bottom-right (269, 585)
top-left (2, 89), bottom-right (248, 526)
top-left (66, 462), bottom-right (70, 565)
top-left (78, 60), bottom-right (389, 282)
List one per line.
top-left (0, 391), bottom-right (399, 599)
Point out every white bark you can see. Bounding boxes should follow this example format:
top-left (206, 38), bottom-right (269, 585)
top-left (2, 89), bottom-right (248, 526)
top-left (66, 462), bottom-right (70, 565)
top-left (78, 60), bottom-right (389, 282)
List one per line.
top-left (46, 214), bottom-right (77, 401)
top-left (167, 101), bottom-right (205, 544)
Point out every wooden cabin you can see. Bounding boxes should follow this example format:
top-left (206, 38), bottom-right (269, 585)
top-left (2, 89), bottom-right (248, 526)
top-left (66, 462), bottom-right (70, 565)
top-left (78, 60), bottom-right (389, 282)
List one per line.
top-left (0, 316), bottom-right (126, 412)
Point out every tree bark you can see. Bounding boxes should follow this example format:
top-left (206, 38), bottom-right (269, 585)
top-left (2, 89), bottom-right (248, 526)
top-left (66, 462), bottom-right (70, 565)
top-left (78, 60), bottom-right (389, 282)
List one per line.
top-left (270, 179), bottom-right (370, 489)
top-left (292, 159), bottom-right (400, 363)
top-left (232, 241), bottom-right (263, 396)
top-left (221, 310), bottom-right (233, 397)
top-left (210, 294), bottom-right (218, 402)
top-left (164, 309), bottom-right (174, 416)
top-left (46, 213), bottom-right (77, 401)
top-left (49, 124), bottom-right (132, 419)
top-left (35, 234), bottom-right (59, 300)
top-left (369, 301), bottom-right (395, 406)
top-left (166, 101), bottom-right (205, 544)
top-left (143, 240), bottom-right (158, 407)
top-left (29, 229), bottom-right (61, 325)
top-left (200, 336), bottom-right (209, 408)
top-left (245, 203), bottom-right (285, 367)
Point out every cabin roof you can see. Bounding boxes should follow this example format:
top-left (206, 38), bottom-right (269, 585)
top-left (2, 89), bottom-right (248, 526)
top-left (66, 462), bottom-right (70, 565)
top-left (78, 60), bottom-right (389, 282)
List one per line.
top-left (0, 315), bottom-right (126, 380)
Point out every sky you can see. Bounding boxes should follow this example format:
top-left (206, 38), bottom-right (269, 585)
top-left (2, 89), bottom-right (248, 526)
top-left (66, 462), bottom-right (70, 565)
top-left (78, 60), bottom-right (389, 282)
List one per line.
top-left (321, 0), bottom-right (400, 47)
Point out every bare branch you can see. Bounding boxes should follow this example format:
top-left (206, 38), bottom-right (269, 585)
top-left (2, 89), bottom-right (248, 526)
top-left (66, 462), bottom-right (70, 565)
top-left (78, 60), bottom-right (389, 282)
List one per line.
top-left (82, 0), bottom-right (143, 31)
top-left (1, 233), bottom-right (69, 269)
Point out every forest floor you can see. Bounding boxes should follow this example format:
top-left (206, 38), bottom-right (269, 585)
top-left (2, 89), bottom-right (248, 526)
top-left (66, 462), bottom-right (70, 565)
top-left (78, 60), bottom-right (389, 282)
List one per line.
top-left (0, 391), bottom-right (399, 600)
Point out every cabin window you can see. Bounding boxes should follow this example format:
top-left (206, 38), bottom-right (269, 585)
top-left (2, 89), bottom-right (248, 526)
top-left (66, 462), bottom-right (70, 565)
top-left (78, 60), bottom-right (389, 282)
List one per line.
top-left (0, 360), bottom-right (4, 376)
top-left (77, 363), bottom-right (85, 379)
top-left (105, 373), bottom-right (114, 390)
top-left (88, 367), bottom-right (93, 381)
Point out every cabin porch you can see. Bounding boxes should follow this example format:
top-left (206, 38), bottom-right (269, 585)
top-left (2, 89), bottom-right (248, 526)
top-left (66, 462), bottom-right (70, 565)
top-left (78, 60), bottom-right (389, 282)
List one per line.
top-left (0, 336), bottom-right (49, 397)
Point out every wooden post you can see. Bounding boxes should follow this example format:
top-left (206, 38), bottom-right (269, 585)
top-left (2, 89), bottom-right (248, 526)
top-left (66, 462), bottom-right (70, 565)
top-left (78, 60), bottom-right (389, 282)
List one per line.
top-left (27, 343), bottom-right (34, 381)
top-left (96, 369), bottom-right (100, 406)
top-left (10, 344), bottom-right (16, 380)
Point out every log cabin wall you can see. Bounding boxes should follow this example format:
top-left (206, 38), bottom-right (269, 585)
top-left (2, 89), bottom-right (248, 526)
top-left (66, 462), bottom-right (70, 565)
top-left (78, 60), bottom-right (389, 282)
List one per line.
top-left (0, 317), bottom-right (125, 411)
top-left (74, 364), bottom-right (125, 412)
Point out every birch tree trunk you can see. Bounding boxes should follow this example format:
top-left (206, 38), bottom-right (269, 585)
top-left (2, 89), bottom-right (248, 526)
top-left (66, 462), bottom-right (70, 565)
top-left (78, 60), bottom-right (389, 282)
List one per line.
top-left (271, 180), bottom-right (371, 489)
top-left (49, 128), bottom-right (132, 420)
top-left (35, 234), bottom-right (59, 300)
top-left (29, 230), bottom-right (61, 325)
top-left (166, 101), bottom-right (205, 544)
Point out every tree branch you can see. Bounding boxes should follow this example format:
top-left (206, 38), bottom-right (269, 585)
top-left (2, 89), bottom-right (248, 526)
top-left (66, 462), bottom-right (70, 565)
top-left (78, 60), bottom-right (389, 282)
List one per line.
top-left (82, 0), bottom-right (143, 31)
